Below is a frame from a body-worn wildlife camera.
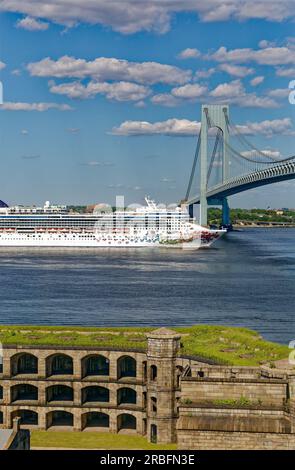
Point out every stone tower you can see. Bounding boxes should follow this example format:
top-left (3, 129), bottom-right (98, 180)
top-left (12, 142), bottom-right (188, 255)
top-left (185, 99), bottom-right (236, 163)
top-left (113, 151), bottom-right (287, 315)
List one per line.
top-left (146, 327), bottom-right (181, 444)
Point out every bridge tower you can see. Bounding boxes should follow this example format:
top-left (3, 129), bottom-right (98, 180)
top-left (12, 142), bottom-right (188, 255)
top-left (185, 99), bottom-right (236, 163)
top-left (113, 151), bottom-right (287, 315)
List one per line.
top-left (199, 104), bottom-right (230, 226)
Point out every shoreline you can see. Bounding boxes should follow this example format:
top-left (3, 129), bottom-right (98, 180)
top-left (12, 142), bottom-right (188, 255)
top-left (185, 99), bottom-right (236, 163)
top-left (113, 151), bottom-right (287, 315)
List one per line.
top-left (232, 223), bottom-right (295, 229)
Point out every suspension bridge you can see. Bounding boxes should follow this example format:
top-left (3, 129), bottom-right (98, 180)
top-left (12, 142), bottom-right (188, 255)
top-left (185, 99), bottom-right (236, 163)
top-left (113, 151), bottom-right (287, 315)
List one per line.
top-left (184, 105), bottom-right (295, 227)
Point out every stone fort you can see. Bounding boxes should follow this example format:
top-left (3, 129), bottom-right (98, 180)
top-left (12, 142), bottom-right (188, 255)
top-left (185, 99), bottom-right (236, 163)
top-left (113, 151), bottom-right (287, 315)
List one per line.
top-left (1, 327), bottom-right (295, 449)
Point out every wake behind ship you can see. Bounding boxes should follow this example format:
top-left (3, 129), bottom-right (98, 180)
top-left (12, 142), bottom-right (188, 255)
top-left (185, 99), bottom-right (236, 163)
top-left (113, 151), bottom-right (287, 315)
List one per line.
top-left (0, 197), bottom-right (224, 249)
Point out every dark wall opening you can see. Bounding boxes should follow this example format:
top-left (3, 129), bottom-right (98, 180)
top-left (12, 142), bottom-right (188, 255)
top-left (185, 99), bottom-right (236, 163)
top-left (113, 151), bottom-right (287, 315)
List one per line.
top-left (47, 411), bottom-right (73, 427)
top-left (46, 354), bottom-right (73, 376)
top-left (82, 386), bottom-right (109, 404)
top-left (12, 410), bottom-right (38, 426)
top-left (46, 385), bottom-right (74, 402)
top-left (117, 356), bottom-right (136, 379)
top-left (11, 384), bottom-right (38, 402)
top-left (82, 355), bottom-right (109, 377)
top-left (83, 412), bottom-right (109, 428)
top-left (11, 353), bottom-right (38, 375)
top-left (117, 413), bottom-right (136, 431)
top-left (150, 365), bottom-right (157, 381)
top-left (117, 387), bottom-right (137, 405)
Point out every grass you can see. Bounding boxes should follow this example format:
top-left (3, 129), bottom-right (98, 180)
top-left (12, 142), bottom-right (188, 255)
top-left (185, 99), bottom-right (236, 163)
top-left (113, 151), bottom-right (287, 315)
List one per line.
top-left (0, 324), bottom-right (289, 366)
top-left (212, 397), bottom-right (263, 408)
top-left (30, 431), bottom-right (177, 450)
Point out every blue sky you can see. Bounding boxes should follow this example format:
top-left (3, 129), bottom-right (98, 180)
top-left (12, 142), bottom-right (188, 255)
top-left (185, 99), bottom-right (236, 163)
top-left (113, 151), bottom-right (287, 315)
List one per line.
top-left (0, 1), bottom-right (295, 209)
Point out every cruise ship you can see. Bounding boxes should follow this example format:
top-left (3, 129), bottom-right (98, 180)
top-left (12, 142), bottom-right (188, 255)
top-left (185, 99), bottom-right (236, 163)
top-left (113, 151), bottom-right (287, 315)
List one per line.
top-left (0, 197), bottom-right (225, 249)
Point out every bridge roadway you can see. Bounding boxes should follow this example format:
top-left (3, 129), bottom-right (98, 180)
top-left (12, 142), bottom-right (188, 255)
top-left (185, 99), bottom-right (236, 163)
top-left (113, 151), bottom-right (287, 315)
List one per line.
top-left (186, 159), bottom-right (295, 207)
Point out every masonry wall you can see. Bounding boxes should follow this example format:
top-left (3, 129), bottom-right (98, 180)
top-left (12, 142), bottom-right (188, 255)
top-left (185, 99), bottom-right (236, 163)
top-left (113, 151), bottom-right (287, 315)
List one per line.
top-left (0, 346), bottom-right (148, 435)
top-left (180, 378), bottom-right (287, 406)
top-left (177, 430), bottom-right (295, 450)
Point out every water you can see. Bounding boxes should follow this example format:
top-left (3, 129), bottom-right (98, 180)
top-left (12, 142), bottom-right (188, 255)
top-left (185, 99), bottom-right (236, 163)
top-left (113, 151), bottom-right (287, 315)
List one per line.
top-left (0, 228), bottom-right (294, 345)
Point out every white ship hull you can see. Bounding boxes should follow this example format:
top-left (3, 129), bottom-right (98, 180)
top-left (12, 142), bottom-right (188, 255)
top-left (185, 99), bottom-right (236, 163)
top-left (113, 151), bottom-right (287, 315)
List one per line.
top-left (0, 230), bottom-right (222, 248)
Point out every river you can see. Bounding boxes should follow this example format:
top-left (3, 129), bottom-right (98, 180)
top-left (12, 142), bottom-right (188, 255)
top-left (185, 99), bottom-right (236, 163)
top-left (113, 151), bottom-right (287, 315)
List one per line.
top-left (0, 228), bottom-right (294, 345)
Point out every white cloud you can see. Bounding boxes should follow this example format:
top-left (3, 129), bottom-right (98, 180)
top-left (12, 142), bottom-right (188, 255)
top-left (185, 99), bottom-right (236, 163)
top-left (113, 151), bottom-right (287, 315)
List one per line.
top-left (210, 79), bottom-right (278, 108)
top-left (161, 177), bottom-right (176, 183)
top-left (0, 61), bottom-right (6, 70)
top-left (66, 127), bottom-right (80, 133)
top-left (258, 40), bottom-right (275, 49)
top-left (267, 88), bottom-right (290, 98)
top-left (219, 63), bottom-right (254, 77)
top-left (151, 94), bottom-right (180, 107)
top-left (241, 149), bottom-right (282, 160)
top-left (0, 101), bottom-right (72, 111)
top-left (276, 67), bottom-right (295, 77)
top-left (112, 118), bottom-right (201, 136)
top-left (236, 2), bottom-right (293, 22)
top-left (208, 45), bottom-right (295, 66)
top-left (1, 1), bottom-right (295, 34)
top-left (49, 80), bottom-right (151, 101)
top-left (177, 48), bottom-right (200, 59)
top-left (195, 68), bottom-right (215, 79)
top-left (82, 161), bottom-right (114, 167)
top-left (171, 83), bottom-right (207, 99)
top-left (27, 55), bottom-right (191, 85)
top-left (134, 100), bottom-right (146, 108)
top-left (210, 79), bottom-right (244, 99)
top-left (152, 79), bottom-right (279, 109)
top-left (16, 16), bottom-right (48, 31)
top-left (112, 117), bottom-right (294, 137)
top-left (250, 76), bottom-right (264, 86)
top-left (236, 118), bottom-right (294, 137)
top-left (239, 95), bottom-right (278, 108)
top-left (107, 184), bottom-right (142, 191)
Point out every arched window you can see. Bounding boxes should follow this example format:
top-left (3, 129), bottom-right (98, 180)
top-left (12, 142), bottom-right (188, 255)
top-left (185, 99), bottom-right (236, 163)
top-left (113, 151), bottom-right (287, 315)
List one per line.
top-left (46, 354), bottom-right (73, 376)
top-left (11, 353), bottom-right (38, 375)
top-left (117, 356), bottom-right (136, 379)
top-left (150, 365), bottom-right (157, 381)
top-left (0, 386), bottom-right (3, 400)
top-left (117, 413), bottom-right (136, 431)
top-left (142, 361), bottom-right (147, 380)
top-left (82, 412), bottom-right (109, 429)
top-left (117, 387), bottom-right (137, 405)
top-left (11, 384), bottom-right (38, 402)
top-left (46, 385), bottom-right (73, 403)
top-left (151, 424), bottom-right (157, 443)
top-left (82, 355), bottom-right (109, 377)
top-left (82, 386), bottom-right (109, 404)
top-left (47, 411), bottom-right (73, 428)
top-left (151, 397), bottom-right (157, 414)
top-left (11, 410), bottom-right (38, 426)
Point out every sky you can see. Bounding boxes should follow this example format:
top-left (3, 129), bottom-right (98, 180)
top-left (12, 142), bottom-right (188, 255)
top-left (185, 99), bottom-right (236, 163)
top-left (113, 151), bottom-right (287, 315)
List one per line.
top-left (0, 0), bottom-right (295, 209)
